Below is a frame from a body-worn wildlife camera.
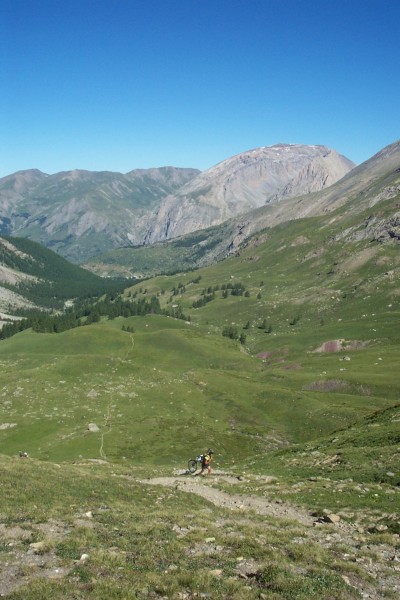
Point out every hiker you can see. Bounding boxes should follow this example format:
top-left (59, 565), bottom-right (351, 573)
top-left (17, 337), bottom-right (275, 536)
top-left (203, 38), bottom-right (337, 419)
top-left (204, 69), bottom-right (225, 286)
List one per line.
top-left (200, 449), bottom-right (214, 476)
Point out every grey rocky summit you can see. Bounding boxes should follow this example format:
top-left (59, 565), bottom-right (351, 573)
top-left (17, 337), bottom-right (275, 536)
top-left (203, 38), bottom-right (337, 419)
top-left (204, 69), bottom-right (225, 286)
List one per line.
top-left (143, 144), bottom-right (355, 243)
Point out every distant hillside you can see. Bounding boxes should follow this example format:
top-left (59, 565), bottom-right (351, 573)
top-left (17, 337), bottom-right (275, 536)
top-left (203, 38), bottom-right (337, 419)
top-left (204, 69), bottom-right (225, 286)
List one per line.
top-left (85, 140), bottom-right (399, 278)
top-left (0, 167), bottom-right (199, 263)
top-left (0, 235), bottom-right (128, 324)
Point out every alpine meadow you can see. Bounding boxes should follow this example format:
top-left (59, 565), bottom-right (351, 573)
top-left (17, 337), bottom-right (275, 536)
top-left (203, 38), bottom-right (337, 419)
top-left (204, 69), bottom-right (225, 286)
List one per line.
top-left (0, 142), bottom-right (399, 599)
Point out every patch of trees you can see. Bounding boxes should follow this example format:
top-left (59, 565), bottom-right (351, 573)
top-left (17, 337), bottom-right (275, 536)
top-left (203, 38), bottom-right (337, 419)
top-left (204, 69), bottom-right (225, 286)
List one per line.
top-left (171, 282), bottom-right (186, 296)
top-left (289, 315), bottom-right (301, 326)
top-left (192, 295), bottom-right (214, 309)
top-left (0, 312), bottom-right (83, 338)
top-left (0, 294), bottom-right (189, 341)
top-left (222, 325), bottom-right (246, 344)
top-left (258, 319), bottom-right (273, 333)
top-left (192, 284), bottom-right (219, 308)
top-left (192, 281), bottom-right (249, 307)
top-left (221, 282), bottom-right (246, 297)
top-left (0, 317), bottom-right (39, 339)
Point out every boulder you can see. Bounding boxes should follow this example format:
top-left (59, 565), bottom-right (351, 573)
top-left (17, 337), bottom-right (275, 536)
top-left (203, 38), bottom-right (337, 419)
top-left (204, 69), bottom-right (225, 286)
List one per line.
top-left (87, 423), bottom-right (100, 432)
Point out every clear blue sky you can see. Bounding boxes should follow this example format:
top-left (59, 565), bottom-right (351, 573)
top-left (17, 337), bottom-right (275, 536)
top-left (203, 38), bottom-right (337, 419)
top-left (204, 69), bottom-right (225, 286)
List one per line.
top-left (1, 0), bottom-right (399, 176)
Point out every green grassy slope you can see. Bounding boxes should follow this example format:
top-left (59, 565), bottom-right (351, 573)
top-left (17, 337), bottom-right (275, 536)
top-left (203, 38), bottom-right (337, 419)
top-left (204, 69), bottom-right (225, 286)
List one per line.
top-left (0, 274), bottom-right (397, 468)
top-left (2, 186), bottom-right (399, 457)
top-left (0, 401), bottom-right (398, 599)
top-left (0, 316), bottom-right (262, 463)
top-left (269, 403), bottom-right (400, 486)
top-left (124, 213), bottom-right (399, 393)
top-left (1, 185), bottom-right (399, 461)
top-left (0, 207), bottom-right (399, 598)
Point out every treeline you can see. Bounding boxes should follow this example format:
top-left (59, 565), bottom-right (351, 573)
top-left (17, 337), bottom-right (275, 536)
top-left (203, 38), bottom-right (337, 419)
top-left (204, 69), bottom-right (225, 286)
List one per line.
top-left (0, 295), bottom-right (189, 341)
top-left (4, 277), bottom-right (132, 310)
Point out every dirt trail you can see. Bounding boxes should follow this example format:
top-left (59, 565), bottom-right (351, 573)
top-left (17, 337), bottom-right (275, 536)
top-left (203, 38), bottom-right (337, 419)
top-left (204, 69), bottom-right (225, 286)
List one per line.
top-left (140, 475), bottom-right (314, 526)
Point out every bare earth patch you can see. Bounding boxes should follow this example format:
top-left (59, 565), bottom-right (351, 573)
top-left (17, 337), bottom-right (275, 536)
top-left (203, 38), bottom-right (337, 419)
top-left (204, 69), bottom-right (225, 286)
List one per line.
top-left (313, 339), bottom-right (369, 353)
top-left (0, 520), bottom-right (71, 596)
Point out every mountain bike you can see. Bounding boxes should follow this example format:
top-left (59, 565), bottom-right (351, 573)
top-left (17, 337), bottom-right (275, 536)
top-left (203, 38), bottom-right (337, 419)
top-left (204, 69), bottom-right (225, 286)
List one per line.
top-left (187, 454), bottom-right (204, 474)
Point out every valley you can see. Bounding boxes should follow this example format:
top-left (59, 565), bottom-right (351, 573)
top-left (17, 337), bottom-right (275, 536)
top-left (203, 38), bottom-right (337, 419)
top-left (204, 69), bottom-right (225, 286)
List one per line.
top-left (0, 141), bottom-right (399, 598)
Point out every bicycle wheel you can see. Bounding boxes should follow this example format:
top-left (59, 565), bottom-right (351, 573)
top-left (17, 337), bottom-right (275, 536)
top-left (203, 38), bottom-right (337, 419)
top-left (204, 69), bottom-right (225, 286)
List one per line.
top-left (188, 459), bottom-right (198, 473)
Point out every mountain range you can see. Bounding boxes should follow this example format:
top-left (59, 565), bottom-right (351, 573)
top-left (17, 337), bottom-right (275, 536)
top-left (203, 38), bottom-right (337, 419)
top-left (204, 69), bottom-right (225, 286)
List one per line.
top-left (0, 167), bottom-right (199, 263)
top-left (0, 144), bottom-right (353, 263)
top-left (85, 140), bottom-right (400, 277)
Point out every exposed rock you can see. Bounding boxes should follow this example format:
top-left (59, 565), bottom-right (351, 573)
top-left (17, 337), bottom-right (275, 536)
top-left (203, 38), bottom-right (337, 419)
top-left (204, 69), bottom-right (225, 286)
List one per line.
top-left (313, 339), bottom-right (368, 353)
top-left (87, 423), bottom-right (100, 432)
top-left (235, 560), bottom-right (261, 578)
top-left (314, 512), bottom-right (341, 524)
top-left (334, 208), bottom-right (400, 245)
top-left (322, 513), bottom-right (341, 524)
top-left (29, 541), bottom-right (47, 554)
top-left (79, 553), bottom-right (89, 562)
top-left (368, 524), bottom-right (389, 533)
top-left (210, 569), bottom-right (223, 577)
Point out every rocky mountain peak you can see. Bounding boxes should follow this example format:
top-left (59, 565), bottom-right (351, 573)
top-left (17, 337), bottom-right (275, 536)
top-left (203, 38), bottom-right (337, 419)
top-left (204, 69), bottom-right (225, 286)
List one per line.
top-left (144, 144), bottom-right (355, 244)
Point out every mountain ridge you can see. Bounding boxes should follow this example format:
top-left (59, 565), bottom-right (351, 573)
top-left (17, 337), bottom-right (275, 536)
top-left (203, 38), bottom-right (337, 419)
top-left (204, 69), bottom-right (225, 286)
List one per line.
top-left (0, 144), bottom-right (354, 263)
top-left (0, 166), bottom-right (200, 262)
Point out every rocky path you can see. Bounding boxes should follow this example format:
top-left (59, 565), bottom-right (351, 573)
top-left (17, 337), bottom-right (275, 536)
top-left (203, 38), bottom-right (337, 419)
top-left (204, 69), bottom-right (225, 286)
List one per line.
top-left (141, 474), bottom-right (314, 526)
